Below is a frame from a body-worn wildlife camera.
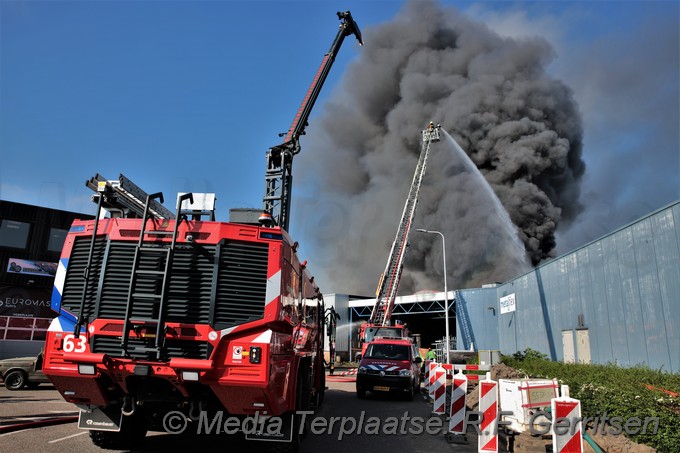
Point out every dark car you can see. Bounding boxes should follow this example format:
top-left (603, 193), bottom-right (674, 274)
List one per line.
top-left (356, 338), bottom-right (422, 400)
top-left (0, 353), bottom-right (51, 390)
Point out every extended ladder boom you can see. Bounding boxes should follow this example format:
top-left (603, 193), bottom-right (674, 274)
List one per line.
top-left (262, 11), bottom-right (363, 232)
top-left (370, 123), bottom-right (441, 326)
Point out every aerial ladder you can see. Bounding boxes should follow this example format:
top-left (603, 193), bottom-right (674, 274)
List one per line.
top-left (262, 11), bottom-right (363, 231)
top-left (358, 122), bottom-right (441, 352)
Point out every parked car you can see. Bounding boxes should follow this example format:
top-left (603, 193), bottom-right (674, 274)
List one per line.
top-left (355, 337), bottom-right (422, 400)
top-left (0, 353), bottom-right (51, 390)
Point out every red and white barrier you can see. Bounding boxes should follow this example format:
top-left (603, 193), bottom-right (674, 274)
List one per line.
top-left (478, 373), bottom-right (498, 452)
top-left (433, 365), bottom-right (446, 414)
top-left (551, 385), bottom-right (583, 453)
top-left (442, 364), bottom-right (490, 374)
top-left (448, 371), bottom-right (468, 433)
top-left (441, 363), bottom-right (490, 382)
top-left (454, 364), bottom-right (489, 372)
top-left (428, 361), bottom-right (437, 398)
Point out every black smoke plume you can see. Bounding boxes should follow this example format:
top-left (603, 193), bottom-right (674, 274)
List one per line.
top-left (296, 0), bottom-right (585, 295)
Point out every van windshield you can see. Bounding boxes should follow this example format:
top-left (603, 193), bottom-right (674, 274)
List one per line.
top-left (365, 344), bottom-right (410, 360)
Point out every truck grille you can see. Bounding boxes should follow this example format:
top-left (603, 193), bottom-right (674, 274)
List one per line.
top-left (214, 240), bottom-right (270, 329)
top-left (60, 235), bottom-right (270, 355)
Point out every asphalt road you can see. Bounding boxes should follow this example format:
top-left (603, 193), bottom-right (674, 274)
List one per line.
top-left (0, 377), bottom-right (486, 452)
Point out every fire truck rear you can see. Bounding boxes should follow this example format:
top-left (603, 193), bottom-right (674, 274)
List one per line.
top-left (43, 186), bottom-right (325, 448)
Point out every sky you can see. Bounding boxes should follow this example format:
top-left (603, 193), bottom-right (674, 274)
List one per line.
top-left (1, 0), bottom-right (679, 294)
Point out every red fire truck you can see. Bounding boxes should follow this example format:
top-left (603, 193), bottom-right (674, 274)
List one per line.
top-left (42, 11), bottom-right (362, 450)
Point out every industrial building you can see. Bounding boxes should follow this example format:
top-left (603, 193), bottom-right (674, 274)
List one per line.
top-left (326, 200), bottom-right (680, 373)
top-left (0, 200), bottom-right (92, 359)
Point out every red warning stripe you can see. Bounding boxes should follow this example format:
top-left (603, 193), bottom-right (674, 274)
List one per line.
top-left (555, 400), bottom-right (579, 416)
top-left (560, 432), bottom-right (582, 453)
top-left (481, 436), bottom-right (498, 452)
top-left (481, 400), bottom-right (497, 431)
top-left (480, 381), bottom-right (495, 398)
top-left (450, 397), bottom-right (465, 431)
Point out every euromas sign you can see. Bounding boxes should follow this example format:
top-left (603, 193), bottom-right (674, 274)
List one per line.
top-left (0, 286), bottom-right (54, 318)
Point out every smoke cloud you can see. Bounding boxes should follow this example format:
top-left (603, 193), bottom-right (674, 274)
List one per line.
top-left (296, 0), bottom-right (585, 295)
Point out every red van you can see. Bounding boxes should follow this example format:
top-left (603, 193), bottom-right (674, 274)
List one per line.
top-left (355, 338), bottom-right (422, 400)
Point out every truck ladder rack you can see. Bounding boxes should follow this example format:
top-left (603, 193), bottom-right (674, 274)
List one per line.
top-left (86, 173), bottom-right (175, 220)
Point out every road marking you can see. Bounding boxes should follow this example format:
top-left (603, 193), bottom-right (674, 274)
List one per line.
top-left (2, 400), bottom-right (73, 404)
top-left (9, 414), bottom-right (76, 421)
top-left (0, 429), bottom-right (29, 437)
top-left (48, 431), bottom-right (88, 443)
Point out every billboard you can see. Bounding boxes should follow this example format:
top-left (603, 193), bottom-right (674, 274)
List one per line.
top-left (6, 258), bottom-right (57, 277)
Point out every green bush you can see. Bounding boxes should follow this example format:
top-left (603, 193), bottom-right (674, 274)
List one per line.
top-left (511, 347), bottom-right (549, 361)
top-left (503, 350), bottom-right (680, 452)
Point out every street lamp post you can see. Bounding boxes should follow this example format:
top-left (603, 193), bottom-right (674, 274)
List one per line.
top-left (416, 229), bottom-right (450, 364)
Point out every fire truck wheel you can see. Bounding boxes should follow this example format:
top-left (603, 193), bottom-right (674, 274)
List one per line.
top-left (272, 366), bottom-right (311, 453)
top-left (297, 366), bottom-right (312, 438)
top-left (89, 413), bottom-right (147, 449)
top-left (316, 371), bottom-right (326, 407)
top-left (4, 370), bottom-right (27, 390)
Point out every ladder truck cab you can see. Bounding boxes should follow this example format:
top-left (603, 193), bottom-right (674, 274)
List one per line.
top-left (357, 122), bottom-right (441, 360)
top-left (42, 11), bottom-right (362, 451)
top-left (355, 337), bottom-right (422, 401)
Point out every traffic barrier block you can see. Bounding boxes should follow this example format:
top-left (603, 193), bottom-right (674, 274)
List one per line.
top-left (428, 361), bottom-right (437, 398)
top-left (433, 366), bottom-right (446, 414)
top-left (448, 371), bottom-right (468, 434)
top-left (478, 373), bottom-right (498, 452)
top-left (551, 390), bottom-right (583, 453)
